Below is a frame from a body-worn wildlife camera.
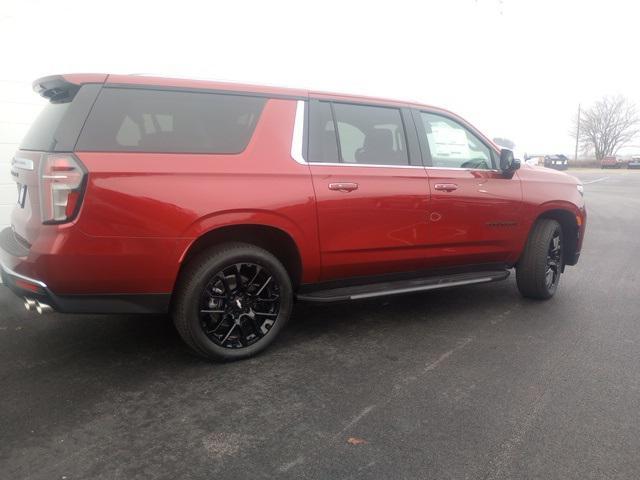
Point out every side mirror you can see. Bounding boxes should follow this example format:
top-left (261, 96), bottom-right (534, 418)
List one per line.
top-left (499, 149), bottom-right (520, 174)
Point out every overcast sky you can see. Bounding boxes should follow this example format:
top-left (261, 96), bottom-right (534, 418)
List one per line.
top-left (2, 0), bottom-right (639, 155)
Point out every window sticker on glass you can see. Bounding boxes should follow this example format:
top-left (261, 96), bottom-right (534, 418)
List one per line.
top-left (421, 112), bottom-right (493, 170)
top-left (429, 124), bottom-right (471, 159)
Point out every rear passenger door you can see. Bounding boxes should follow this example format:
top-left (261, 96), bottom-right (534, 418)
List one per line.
top-left (307, 98), bottom-right (430, 281)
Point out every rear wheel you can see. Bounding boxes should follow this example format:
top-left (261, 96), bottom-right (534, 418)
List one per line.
top-left (173, 242), bottom-right (293, 361)
top-left (516, 219), bottom-right (563, 299)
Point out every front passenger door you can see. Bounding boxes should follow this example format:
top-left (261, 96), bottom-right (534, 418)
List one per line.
top-left (414, 110), bottom-right (523, 267)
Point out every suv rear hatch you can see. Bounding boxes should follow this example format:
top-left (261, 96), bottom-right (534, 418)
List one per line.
top-left (9, 75), bottom-right (105, 245)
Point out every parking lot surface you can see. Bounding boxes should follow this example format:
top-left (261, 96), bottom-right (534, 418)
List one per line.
top-left (1, 170), bottom-right (639, 479)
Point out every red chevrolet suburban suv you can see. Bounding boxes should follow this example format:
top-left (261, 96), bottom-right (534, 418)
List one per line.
top-left (1, 74), bottom-right (586, 361)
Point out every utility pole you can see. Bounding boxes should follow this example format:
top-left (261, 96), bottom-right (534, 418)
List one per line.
top-left (573, 104), bottom-right (581, 166)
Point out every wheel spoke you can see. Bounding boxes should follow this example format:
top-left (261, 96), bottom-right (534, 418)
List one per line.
top-left (248, 315), bottom-right (264, 338)
top-left (200, 309), bottom-right (225, 314)
top-left (234, 263), bottom-right (244, 292)
top-left (205, 318), bottom-right (227, 335)
top-left (247, 265), bottom-right (263, 289)
top-left (256, 295), bottom-right (279, 303)
top-left (217, 274), bottom-right (231, 295)
top-left (220, 323), bottom-right (236, 344)
top-left (240, 318), bottom-right (261, 345)
top-left (254, 311), bottom-right (278, 317)
top-left (236, 321), bottom-right (251, 346)
top-left (255, 276), bottom-right (272, 297)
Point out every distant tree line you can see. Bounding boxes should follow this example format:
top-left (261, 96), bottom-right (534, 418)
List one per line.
top-left (492, 137), bottom-right (515, 150)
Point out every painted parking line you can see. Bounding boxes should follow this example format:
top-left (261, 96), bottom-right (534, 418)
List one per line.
top-left (583, 176), bottom-right (609, 185)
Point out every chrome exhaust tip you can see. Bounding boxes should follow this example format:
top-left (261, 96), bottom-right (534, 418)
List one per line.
top-left (24, 298), bottom-right (37, 311)
top-left (35, 301), bottom-right (53, 314)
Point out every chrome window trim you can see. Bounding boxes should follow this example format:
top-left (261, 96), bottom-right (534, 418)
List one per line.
top-left (291, 100), bottom-right (307, 165)
top-left (291, 101), bottom-right (504, 172)
top-left (0, 260), bottom-right (48, 289)
top-left (425, 166), bottom-right (501, 173)
top-left (308, 162), bottom-right (424, 170)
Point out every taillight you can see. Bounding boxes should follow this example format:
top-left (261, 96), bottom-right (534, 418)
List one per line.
top-left (39, 153), bottom-right (86, 224)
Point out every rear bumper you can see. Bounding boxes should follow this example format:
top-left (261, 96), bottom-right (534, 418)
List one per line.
top-left (1, 261), bottom-right (170, 314)
top-left (1, 227), bottom-right (171, 314)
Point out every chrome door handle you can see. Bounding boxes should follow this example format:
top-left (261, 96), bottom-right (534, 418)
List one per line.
top-left (328, 182), bottom-right (359, 192)
top-left (434, 183), bottom-right (458, 192)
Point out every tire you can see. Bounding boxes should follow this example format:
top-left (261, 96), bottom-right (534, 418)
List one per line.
top-left (172, 242), bottom-right (293, 361)
top-left (516, 219), bottom-right (563, 300)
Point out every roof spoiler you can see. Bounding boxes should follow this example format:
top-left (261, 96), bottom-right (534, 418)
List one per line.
top-left (32, 74), bottom-right (108, 103)
top-left (33, 75), bottom-right (79, 103)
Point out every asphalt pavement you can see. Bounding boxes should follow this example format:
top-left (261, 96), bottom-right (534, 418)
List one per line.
top-left (1, 169), bottom-right (639, 479)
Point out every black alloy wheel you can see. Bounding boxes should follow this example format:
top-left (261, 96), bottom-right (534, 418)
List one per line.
top-left (173, 243), bottom-right (293, 361)
top-left (199, 263), bottom-right (281, 349)
top-left (516, 219), bottom-right (564, 300)
top-left (545, 231), bottom-right (562, 291)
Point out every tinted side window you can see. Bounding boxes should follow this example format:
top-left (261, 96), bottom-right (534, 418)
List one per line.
top-left (332, 103), bottom-right (408, 165)
top-left (308, 101), bottom-right (339, 162)
top-left (419, 112), bottom-right (493, 170)
top-left (77, 88), bottom-right (266, 154)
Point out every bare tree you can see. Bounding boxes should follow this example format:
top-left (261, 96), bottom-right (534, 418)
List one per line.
top-left (574, 96), bottom-right (640, 160)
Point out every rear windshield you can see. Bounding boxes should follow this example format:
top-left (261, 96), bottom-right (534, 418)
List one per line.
top-left (20, 84), bottom-right (101, 152)
top-left (76, 88), bottom-right (266, 154)
top-left (20, 103), bottom-right (71, 151)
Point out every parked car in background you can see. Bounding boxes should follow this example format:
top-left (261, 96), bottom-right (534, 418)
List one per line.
top-left (628, 156), bottom-right (640, 169)
top-left (601, 156), bottom-right (625, 168)
top-left (1, 73), bottom-right (587, 361)
top-left (544, 154), bottom-right (569, 170)
top-left (524, 155), bottom-right (544, 167)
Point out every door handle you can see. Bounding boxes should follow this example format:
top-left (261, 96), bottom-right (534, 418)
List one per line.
top-left (434, 183), bottom-right (458, 192)
top-left (328, 182), bottom-right (359, 192)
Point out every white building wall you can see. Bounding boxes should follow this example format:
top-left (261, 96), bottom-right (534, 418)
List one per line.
top-left (0, 79), bottom-right (46, 229)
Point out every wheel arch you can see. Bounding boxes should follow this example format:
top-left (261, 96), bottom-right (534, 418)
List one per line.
top-left (177, 223), bottom-right (304, 290)
top-left (528, 205), bottom-right (580, 267)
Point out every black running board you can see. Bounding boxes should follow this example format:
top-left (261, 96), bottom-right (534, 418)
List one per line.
top-left (296, 270), bottom-right (510, 303)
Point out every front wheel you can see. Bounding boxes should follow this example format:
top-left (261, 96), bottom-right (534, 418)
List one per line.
top-left (172, 243), bottom-right (293, 361)
top-left (516, 219), bottom-right (563, 299)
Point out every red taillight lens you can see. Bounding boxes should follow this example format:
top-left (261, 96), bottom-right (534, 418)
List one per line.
top-left (40, 154), bottom-right (86, 224)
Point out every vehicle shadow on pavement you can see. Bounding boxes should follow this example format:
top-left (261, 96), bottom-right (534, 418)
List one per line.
top-left (274, 279), bottom-right (524, 353)
top-left (1, 278), bottom-right (523, 373)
